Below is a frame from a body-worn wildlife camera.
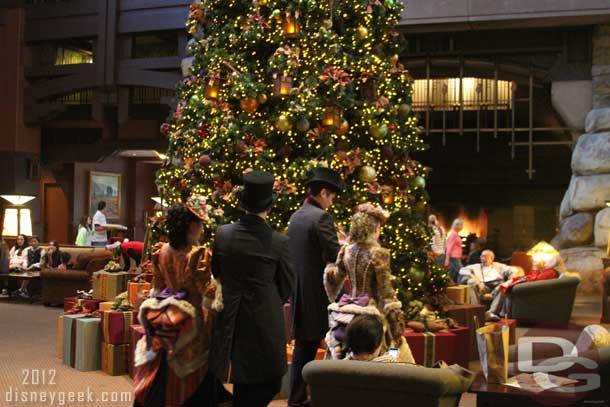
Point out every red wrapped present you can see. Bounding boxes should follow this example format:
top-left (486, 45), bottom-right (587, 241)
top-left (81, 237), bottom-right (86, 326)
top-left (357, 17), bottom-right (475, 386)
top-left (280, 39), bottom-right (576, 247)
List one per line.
top-left (449, 326), bottom-right (470, 368)
top-left (403, 330), bottom-right (456, 367)
top-left (129, 324), bottom-right (144, 379)
top-left (444, 304), bottom-right (485, 361)
top-left (487, 318), bottom-right (517, 345)
top-left (63, 297), bottom-right (102, 313)
top-left (101, 310), bottom-right (137, 345)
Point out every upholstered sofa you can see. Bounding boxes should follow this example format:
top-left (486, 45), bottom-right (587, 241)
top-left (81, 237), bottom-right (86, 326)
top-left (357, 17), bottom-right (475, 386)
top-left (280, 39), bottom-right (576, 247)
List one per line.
top-left (41, 245), bottom-right (113, 306)
top-left (302, 360), bottom-right (472, 407)
top-left (507, 274), bottom-right (580, 326)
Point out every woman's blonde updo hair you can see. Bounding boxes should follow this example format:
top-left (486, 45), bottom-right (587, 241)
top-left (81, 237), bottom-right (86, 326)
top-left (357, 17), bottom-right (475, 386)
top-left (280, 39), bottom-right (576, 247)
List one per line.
top-left (349, 204), bottom-right (390, 243)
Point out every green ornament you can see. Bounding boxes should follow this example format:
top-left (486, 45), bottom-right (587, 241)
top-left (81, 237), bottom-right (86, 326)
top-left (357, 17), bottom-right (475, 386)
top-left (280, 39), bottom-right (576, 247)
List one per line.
top-left (409, 267), bottom-right (424, 284)
top-left (190, 94), bottom-right (201, 105)
top-left (296, 117), bottom-right (310, 132)
top-left (270, 9), bottom-right (281, 19)
top-left (412, 175), bottom-right (426, 189)
top-left (398, 103), bottom-right (411, 118)
top-left (370, 124), bottom-right (388, 139)
top-left (385, 0), bottom-right (395, 6)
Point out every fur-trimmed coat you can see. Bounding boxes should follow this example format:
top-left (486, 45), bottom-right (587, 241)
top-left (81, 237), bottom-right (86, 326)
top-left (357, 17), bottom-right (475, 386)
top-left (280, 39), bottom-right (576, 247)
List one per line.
top-left (324, 241), bottom-right (401, 314)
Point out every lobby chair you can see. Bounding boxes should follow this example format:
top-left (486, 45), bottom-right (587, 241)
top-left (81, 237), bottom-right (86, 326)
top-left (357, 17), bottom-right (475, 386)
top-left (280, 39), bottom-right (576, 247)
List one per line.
top-left (303, 360), bottom-right (471, 407)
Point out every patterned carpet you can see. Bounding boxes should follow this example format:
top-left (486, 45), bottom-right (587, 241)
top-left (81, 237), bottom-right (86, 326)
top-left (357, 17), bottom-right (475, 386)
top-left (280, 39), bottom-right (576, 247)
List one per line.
top-left (0, 295), bottom-right (606, 407)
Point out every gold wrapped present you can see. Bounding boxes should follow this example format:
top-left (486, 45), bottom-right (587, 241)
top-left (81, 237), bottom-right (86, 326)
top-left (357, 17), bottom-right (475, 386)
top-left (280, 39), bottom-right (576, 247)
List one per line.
top-left (99, 301), bottom-right (114, 311)
top-left (102, 343), bottom-right (129, 376)
top-left (92, 271), bottom-right (129, 301)
top-left (446, 285), bottom-right (470, 305)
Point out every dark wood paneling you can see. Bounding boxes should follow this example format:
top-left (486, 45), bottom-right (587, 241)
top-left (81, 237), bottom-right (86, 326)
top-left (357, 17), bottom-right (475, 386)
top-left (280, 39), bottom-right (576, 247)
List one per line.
top-left (25, 63), bottom-right (96, 78)
top-left (119, 56), bottom-right (181, 70)
top-left (28, 69), bottom-right (97, 100)
top-left (44, 183), bottom-right (70, 244)
top-left (118, 8), bottom-right (188, 33)
top-left (105, 0), bottom-right (117, 86)
top-left (116, 67), bottom-right (180, 90)
top-left (25, 15), bottom-right (99, 41)
top-left (26, 0), bottom-right (99, 20)
top-left (119, 0), bottom-right (191, 11)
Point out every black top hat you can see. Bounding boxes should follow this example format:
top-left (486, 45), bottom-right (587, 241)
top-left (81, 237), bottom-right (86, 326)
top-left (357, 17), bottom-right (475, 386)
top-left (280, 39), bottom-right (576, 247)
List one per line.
top-left (306, 167), bottom-right (345, 194)
top-left (240, 170), bottom-right (278, 213)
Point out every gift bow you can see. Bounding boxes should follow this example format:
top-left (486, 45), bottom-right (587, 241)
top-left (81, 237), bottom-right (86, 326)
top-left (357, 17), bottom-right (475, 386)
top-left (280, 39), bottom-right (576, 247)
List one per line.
top-left (338, 293), bottom-right (370, 307)
top-left (156, 287), bottom-right (188, 300)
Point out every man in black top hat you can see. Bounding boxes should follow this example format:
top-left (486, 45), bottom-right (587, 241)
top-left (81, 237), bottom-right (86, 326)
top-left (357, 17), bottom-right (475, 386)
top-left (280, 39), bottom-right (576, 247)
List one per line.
top-left (287, 167), bottom-right (345, 407)
top-left (210, 170), bottom-right (295, 407)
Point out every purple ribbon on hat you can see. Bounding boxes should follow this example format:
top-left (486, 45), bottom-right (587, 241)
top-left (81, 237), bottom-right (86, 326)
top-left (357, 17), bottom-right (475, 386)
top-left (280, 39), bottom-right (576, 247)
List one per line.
top-left (155, 287), bottom-right (188, 300)
top-left (338, 293), bottom-right (370, 307)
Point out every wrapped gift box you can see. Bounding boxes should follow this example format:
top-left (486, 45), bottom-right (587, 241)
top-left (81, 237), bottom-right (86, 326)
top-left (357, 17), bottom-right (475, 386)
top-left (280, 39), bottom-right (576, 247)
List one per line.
top-left (58, 316), bottom-right (63, 359)
top-left (129, 324), bottom-right (144, 379)
top-left (403, 331), bottom-right (456, 367)
top-left (128, 282), bottom-right (151, 306)
top-left (444, 304), bottom-right (486, 361)
top-left (102, 310), bottom-right (137, 345)
top-left (62, 314), bottom-right (85, 367)
top-left (130, 271), bottom-right (153, 283)
top-left (487, 318), bottom-right (517, 345)
top-left (63, 297), bottom-right (102, 313)
top-left (449, 326), bottom-right (470, 368)
top-left (102, 342), bottom-right (129, 376)
top-left (92, 271), bottom-right (129, 301)
top-left (446, 285), bottom-right (470, 305)
top-left (99, 301), bottom-right (114, 312)
top-left (75, 317), bottom-right (102, 371)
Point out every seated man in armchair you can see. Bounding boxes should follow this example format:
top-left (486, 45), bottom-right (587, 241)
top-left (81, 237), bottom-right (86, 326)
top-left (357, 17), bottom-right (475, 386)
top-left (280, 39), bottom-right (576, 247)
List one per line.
top-left (458, 250), bottom-right (522, 316)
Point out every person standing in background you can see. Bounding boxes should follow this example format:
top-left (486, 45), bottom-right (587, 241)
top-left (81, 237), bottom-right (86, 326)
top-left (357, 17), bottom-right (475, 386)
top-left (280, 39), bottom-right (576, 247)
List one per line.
top-left (287, 167), bottom-right (345, 407)
top-left (75, 216), bottom-right (93, 246)
top-left (444, 219), bottom-right (464, 283)
top-left (91, 201), bottom-right (108, 247)
top-left (428, 214), bottom-right (446, 267)
top-left (210, 171), bottom-right (295, 407)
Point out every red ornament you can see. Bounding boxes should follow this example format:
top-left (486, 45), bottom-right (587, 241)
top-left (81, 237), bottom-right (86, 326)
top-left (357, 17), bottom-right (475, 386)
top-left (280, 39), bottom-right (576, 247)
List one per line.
top-left (199, 155), bottom-right (212, 167)
top-left (197, 122), bottom-right (211, 138)
top-left (234, 140), bottom-right (248, 155)
top-left (160, 123), bottom-right (171, 136)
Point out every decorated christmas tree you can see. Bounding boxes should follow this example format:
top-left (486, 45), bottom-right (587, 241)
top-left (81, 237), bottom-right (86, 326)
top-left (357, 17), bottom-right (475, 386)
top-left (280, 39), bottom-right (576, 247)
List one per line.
top-left (155, 0), bottom-right (448, 309)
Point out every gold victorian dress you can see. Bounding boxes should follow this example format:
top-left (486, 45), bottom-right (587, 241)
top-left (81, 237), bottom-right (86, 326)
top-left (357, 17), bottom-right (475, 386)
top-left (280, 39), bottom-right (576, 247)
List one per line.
top-left (324, 240), bottom-right (415, 363)
top-left (133, 242), bottom-right (229, 407)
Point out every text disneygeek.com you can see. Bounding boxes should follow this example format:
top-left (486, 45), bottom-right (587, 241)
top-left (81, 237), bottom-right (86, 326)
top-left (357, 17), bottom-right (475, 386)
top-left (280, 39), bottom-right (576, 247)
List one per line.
top-left (3, 370), bottom-right (132, 405)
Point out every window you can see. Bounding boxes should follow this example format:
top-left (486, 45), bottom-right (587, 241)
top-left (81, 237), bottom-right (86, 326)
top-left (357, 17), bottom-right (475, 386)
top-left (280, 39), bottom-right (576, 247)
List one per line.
top-left (55, 47), bottom-right (93, 65)
top-left (412, 78), bottom-right (514, 111)
top-left (49, 89), bottom-right (93, 105)
top-left (132, 32), bottom-right (178, 59)
top-left (130, 87), bottom-right (174, 104)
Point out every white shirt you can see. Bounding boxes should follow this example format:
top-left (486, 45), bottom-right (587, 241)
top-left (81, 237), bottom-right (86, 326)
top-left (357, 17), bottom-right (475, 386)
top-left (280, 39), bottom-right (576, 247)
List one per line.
top-left (458, 262), bottom-right (515, 283)
top-left (430, 225), bottom-right (446, 255)
top-left (92, 210), bottom-right (108, 243)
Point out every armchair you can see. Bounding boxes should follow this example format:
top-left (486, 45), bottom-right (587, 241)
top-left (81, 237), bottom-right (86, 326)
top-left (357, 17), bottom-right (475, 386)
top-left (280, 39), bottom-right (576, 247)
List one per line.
top-left (302, 360), bottom-right (471, 407)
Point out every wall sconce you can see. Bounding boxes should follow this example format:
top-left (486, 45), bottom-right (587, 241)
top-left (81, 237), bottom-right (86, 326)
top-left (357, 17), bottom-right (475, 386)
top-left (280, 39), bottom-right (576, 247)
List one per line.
top-left (273, 74), bottom-right (293, 97)
top-left (282, 11), bottom-right (300, 38)
top-left (1, 195), bottom-right (35, 237)
top-left (322, 105), bottom-right (342, 128)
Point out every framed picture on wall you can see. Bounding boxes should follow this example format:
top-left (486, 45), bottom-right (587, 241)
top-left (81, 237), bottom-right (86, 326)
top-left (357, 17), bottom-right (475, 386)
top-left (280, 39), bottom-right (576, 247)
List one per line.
top-left (89, 171), bottom-right (121, 219)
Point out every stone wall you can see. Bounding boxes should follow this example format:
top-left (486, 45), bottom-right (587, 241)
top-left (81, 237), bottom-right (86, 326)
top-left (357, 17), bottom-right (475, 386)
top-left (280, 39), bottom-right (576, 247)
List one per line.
top-left (557, 25), bottom-right (610, 293)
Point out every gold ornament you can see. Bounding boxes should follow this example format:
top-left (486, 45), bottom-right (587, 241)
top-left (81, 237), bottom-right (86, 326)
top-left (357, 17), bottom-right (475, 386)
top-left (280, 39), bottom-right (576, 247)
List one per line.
top-left (390, 54), bottom-right (399, 65)
top-left (359, 166), bottom-right (377, 183)
top-left (257, 93), bottom-right (268, 104)
top-left (370, 124), bottom-right (388, 139)
top-left (240, 97), bottom-right (259, 113)
top-left (275, 114), bottom-right (292, 132)
top-left (358, 26), bottom-right (368, 39)
top-left (336, 120), bottom-right (349, 135)
top-left (398, 103), bottom-right (411, 118)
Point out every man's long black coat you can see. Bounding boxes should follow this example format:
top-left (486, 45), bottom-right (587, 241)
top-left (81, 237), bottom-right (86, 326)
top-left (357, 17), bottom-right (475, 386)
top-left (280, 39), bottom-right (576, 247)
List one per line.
top-left (209, 214), bottom-right (295, 383)
top-left (287, 201), bottom-right (341, 341)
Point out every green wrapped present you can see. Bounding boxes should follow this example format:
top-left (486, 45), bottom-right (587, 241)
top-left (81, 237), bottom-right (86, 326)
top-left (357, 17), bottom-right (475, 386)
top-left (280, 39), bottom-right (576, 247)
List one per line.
top-left (102, 343), bottom-right (129, 376)
top-left (75, 317), bottom-right (102, 371)
top-left (62, 314), bottom-right (85, 367)
top-left (92, 271), bottom-right (129, 301)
